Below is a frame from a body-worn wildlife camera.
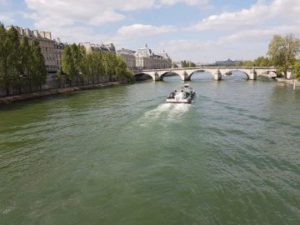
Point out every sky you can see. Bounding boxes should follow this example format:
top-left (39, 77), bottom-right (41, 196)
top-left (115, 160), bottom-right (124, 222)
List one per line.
top-left (0, 0), bottom-right (299, 63)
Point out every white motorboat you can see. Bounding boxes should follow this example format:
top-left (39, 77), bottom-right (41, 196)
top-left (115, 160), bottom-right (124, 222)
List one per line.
top-left (166, 84), bottom-right (196, 104)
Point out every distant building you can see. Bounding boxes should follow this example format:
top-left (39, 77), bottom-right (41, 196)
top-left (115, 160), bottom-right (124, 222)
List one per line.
top-left (117, 48), bottom-right (136, 70)
top-left (135, 44), bottom-right (172, 69)
top-left (102, 43), bottom-right (116, 53)
top-left (80, 42), bottom-right (116, 54)
top-left (12, 26), bottom-right (64, 73)
top-left (215, 58), bottom-right (242, 66)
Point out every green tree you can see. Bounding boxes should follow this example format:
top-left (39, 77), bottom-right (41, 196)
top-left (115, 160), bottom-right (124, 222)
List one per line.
top-left (0, 23), bottom-right (47, 95)
top-left (181, 60), bottom-right (196, 68)
top-left (293, 59), bottom-right (300, 81)
top-left (268, 34), bottom-right (300, 78)
top-left (0, 23), bottom-right (10, 95)
top-left (61, 44), bottom-right (86, 86)
top-left (114, 55), bottom-right (131, 82)
top-left (6, 26), bottom-right (21, 95)
top-left (242, 60), bottom-right (254, 67)
top-left (181, 60), bottom-right (187, 68)
top-left (62, 45), bottom-right (76, 86)
top-left (81, 52), bottom-right (92, 84)
top-left (31, 40), bottom-right (47, 90)
top-left (62, 45), bottom-right (132, 86)
top-left (70, 44), bottom-right (85, 85)
top-left (172, 63), bottom-right (178, 68)
top-left (103, 52), bottom-right (115, 82)
top-left (19, 36), bottom-right (31, 93)
top-left (254, 56), bottom-right (271, 67)
top-left (94, 52), bottom-right (105, 83)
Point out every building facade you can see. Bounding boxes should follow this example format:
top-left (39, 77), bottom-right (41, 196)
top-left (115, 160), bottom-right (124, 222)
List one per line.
top-left (13, 26), bottom-right (64, 73)
top-left (80, 42), bottom-right (116, 54)
top-left (135, 44), bottom-right (172, 69)
top-left (117, 48), bottom-right (136, 70)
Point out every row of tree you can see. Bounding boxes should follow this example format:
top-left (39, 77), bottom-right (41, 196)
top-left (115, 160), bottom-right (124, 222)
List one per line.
top-left (60, 44), bottom-right (133, 87)
top-left (180, 60), bottom-right (197, 68)
top-left (0, 22), bottom-right (133, 96)
top-left (241, 56), bottom-right (272, 67)
top-left (241, 34), bottom-right (300, 80)
top-left (0, 24), bottom-right (47, 95)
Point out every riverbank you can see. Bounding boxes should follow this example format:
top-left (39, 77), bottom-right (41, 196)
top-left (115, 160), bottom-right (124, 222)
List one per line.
top-left (0, 82), bottom-right (121, 105)
top-left (276, 78), bottom-right (300, 89)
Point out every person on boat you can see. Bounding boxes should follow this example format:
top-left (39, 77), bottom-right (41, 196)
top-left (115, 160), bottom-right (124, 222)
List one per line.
top-left (185, 91), bottom-right (190, 98)
top-left (168, 91), bottom-right (175, 99)
top-left (178, 90), bottom-right (186, 99)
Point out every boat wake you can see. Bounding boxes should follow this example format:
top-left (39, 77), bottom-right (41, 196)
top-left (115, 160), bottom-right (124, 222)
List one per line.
top-left (167, 104), bottom-right (191, 121)
top-left (139, 103), bottom-right (191, 126)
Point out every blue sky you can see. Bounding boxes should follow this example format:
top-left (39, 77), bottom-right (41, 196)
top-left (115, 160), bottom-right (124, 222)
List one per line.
top-left (0, 0), bottom-right (299, 62)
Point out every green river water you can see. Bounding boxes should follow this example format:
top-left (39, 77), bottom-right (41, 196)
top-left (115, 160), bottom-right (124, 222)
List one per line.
top-left (0, 74), bottom-right (300, 225)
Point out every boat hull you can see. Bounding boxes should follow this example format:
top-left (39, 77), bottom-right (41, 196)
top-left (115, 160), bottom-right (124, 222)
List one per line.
top-left (166, 98), bottom-right (192, 104)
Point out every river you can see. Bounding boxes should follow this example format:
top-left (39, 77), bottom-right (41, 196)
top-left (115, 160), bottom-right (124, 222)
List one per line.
top-left (0, 73), bottom-right (300, 225)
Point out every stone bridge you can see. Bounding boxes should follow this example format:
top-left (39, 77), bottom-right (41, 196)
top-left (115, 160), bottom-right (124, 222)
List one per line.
top-left (134, 67), bottom-right (283, 81)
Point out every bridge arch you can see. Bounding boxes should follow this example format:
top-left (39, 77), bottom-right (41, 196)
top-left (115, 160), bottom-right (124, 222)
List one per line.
top-left (220, 69), bottom-right (250, 80)
top-left (256, 69), bottom-right (277, 79)
top-left (159, 71), bottom-right (183, 81)
top-left (187, 69), bottom-right (216, 80)
top-left (134, 73), bottom-right (155, 81)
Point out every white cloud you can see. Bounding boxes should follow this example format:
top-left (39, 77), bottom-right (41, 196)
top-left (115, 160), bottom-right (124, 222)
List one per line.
top-left (159, 24), bottom-right (300, 62)
top-left (160, 0), bottom-right (209, 6)
top-left (23, 0), bottom-right (210, 42)
top-left (156, 0), bottom-right (300, 62)
top-left (25, 0), bottom-right (210, 28)
top-left (218, 25), bottom-right (300, 44)
top-left (189, 0), bottom-right (300, 31)
top-left (25, 0), bottom-right (126, 27)
top-left (3, 0), bottom-right (297, 62)
top-left (118, 24), bottom-right (175, 38)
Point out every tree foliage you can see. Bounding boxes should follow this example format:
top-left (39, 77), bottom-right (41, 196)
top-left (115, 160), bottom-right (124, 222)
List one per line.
top-left (254, 56), bottom-right (271, 67)
top-left (293, 59), bottom-right (300, 81)
top-left (181, 60), bottom-right (196, 68)
top-left (0, 23), bottom-right (47, 95)
top-left (61, 44), bottom-right (133, 86)
top-left (268, 34), bottom-right (300, 78)
top-left (241, 56), bottom-right (271, 67)
top-left (31, 40), bottom-right (47, 89)
top-left (0, 23), bottom-right (10, 95)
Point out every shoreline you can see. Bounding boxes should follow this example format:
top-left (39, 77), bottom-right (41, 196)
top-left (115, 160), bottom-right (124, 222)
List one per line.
top-left (0, 82), bottom-right (121, 105)
top-left (276, 78), bottom-right (300, 88)
top-left (1, 78), bottom-right (299, 106)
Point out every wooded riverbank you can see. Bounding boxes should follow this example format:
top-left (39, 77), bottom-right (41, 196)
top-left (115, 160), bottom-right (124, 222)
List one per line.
top-left (0, 82), bottom-right (121, 105)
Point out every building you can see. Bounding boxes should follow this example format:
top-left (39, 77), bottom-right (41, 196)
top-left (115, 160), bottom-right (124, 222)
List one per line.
top-left (157, 51), bottom-right (172, 68)
top-left (102, 43), bottom-right (116, 53)
top-left (80, 42), bottom-right (116, 54)
top-left (117, 48), bottom-right (136, 70)
top-left (135, 44), bottom-right (172, 69)
top-left (13, 26), bottom-right (64, 73)
top-left (215, 58), bottom-right (242, 66)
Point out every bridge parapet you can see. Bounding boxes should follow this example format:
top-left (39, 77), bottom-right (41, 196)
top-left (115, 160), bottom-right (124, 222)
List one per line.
top-left (134, 66), bottom-right (282, 81)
